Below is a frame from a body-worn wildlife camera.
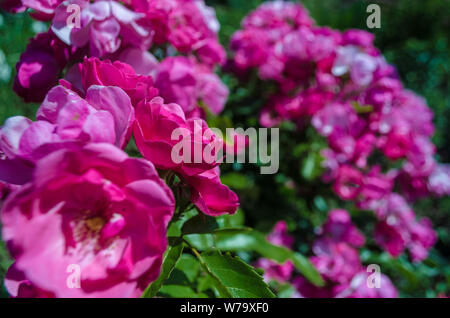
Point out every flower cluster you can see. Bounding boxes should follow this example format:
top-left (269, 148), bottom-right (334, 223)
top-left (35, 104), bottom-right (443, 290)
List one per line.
top-left (258, 210), bottom-right (398, 298)
top-left (230, 1), bottom-right (444, 262)
top-left (10, 0), bottom-right (227, 112)
top-left (1, 0), bottom-right (237, 297)
top-left (254, 221), bottom-right (294, 283)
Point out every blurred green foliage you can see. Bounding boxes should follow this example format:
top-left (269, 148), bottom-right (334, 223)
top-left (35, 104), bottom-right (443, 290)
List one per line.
top-left (209, 0), bottom-right (450, 297)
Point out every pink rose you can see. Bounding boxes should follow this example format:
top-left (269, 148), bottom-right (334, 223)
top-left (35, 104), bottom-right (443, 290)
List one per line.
top-left (155, 57), bottom-right (197, 113)
top-left (255, 258), bottom-right (294, 283)
top-left (154, 56), bottom-right (228, 115)
top-left (78, 57), bottom-right (159, 107)
top-left (13, 31), bottom-right (72, 103)
top-left (5, 264), bottom-right (53, 298)
top-left (311, 240), bottom-right (362, 284)
top-left (345, 271), bottom-right (398, 298)
top-left (52, 0), bottom-right (153, 57)
top-left (321, 209), bottom-right (365, 247)
top-left (332, 165), bottom-right (363, 200)
top-left (134, 96), bottom-right (219, 175)
top-left (166, 0), bottom-right (219, 53)
top-left (5, 0), bottom-right (64, 20)
top-left (0, 84), bottom-right (134, 185)
top-left (374, 194), bottom-right (437, 261)
top-left (1, 143), bottom-right (175, 297)
top-left (267, 221), bottom-right (294, 248)
top-left (183, 167), bottom-right (239, 216)
top-left (134, 97), bottom-right (238, 216)
top-left (37, 85), bottom-right (134, 149)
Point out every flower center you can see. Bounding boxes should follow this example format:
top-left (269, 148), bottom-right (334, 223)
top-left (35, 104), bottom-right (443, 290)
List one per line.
top-left (85, 216), bottom-right (106, 232)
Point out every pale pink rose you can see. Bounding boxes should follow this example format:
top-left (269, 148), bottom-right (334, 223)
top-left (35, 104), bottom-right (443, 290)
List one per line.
top-left (37, 85), bottom-right (134, 149)
top-left (154, 56), bottom-right (228, 115)
top-left (52, 0), bottom-right (153, 57)
top-left (115, 46), bottom-right (159, 77)
top-left (428, 164), bottom-right (450, 196)
top-left (341, 271), bottom-right (398, 298)
top-left (1, 143), bottom-right (175, 297)
top-left (373, 194), bottom-right (436, 261)
top-left (320, 209), bottom-right (365, 247)
top-left (312, 240), bottom-right (362, 284)
top-left (5, 264), bottom-right (53, 298)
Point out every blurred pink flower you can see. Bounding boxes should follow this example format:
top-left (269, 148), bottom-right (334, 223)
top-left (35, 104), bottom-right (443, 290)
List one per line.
top-left (52, 0), bottom-right (153, 57)
top-left (320, 209), bottom-right (365, 247)
top-left (154, 56), bottom-right (228, 115)
top-left (374, 194), bottom-right (437, 261)
top-left (255, 221), bottom-right (295, 283)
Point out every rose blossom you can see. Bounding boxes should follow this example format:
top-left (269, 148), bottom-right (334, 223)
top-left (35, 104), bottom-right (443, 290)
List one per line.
top-left (77, 57), bottom-right (159, 107)
top-left (52, 0), bottom-right (153, 57)
top-left (134, 96), bottom-right (238, 216)
top-left (1, 143), bottom-right (175, 297)
top-left (13, 31), bottom-right (74, 103)
top-left (0, 84), bottom-right (134, 185)
top-left (154, 56), bottom-right (228, 116)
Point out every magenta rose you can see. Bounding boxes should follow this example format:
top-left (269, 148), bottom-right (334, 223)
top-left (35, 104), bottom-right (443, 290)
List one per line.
top-left (134, 97), bottom-right (238, 216)
top-left (78, 57), bottom-right (159, 107)
top-left (1, 143), bottom-right (175, 297)
top-left (13, 31), bottom-right (72, 103)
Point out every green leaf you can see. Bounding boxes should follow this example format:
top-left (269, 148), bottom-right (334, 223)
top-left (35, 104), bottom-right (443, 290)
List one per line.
top-left (220, 173), bottom-right (254, 191)
top-left (182, 213), bottom-right (219, 235)
top-left (175, 254), bottom-right (201, 283)
top-left (214, 232), bottom-right (324, 287)
top-left (216, 208), bottom-right (245, 228)
top-left (141, 242), bottom-right (184, 298)
top-left (301, 152), bottom-right (316, 180)
top-left (182, 211), bottom-right (249, 236)
top-left (196, 250), bottom-right (275, 298)
top-left (212, 227), bottom-right (252, 235)
top-left (184, 234), bottom-right (216, 251)
top-left (158, 285), bottom-right (208, 298)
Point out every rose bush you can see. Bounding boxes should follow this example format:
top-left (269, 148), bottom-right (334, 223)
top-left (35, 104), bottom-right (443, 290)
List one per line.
top-left (0, 0), bottom-right (448, 299)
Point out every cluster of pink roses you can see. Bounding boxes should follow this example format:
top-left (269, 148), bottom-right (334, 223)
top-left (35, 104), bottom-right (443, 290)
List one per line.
top-left (257, 211), bottom-right (398, 298)
top-left (8, 0), bottom-right (227, 116)
top-left (1, 0), bottom-right (238, 297)
top-left (230, 1), bottom-right (446, 263)
top-left (0, 56), bottom-right (238, 297)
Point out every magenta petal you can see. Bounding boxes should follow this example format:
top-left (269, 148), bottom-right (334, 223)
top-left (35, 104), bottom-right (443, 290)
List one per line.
top-left (85, 85), bottom-right (135, 149)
